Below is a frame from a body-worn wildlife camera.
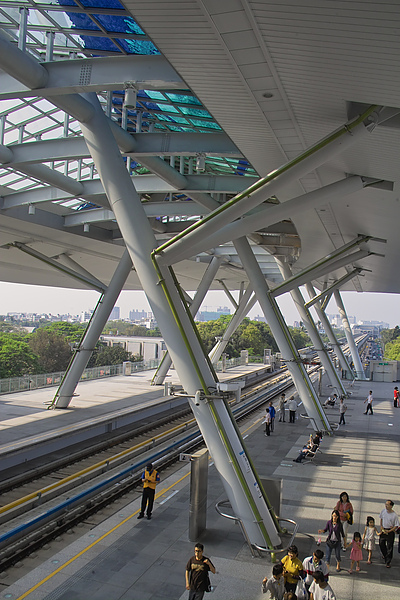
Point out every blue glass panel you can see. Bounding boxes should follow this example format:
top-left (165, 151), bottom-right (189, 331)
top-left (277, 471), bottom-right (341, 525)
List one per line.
top-left (179, 106), bottom-right (212, 118)
top-left (142, 90), bottom-right (166, 101)
top-left (94, 15), bottom-right (145, 35)
top-left (74, 0), bottom-right (124, 8)
top-left (165, 93), bottom-right (201, 106)
top-left (189, 119), bottom-right (221, 130)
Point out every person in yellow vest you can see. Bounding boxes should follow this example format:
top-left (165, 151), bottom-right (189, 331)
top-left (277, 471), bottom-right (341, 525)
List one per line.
top-left (137, 462), bottom-right (160, 520)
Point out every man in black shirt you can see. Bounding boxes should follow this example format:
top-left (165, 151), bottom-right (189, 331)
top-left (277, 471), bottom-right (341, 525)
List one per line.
top-left (185, 543), bottom-right (216, 600)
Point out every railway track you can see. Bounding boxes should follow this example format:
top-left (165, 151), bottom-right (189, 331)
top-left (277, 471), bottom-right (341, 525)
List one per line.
top-left (0, 368), bottom-right (298, 572)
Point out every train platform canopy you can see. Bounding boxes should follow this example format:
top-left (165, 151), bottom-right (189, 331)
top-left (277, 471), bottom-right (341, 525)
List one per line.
top-left (0, 0), bottom-right (399, 296)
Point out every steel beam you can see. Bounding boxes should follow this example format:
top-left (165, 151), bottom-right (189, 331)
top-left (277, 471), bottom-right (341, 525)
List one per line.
top-left (334, 289), bottom-right (366, 380)
top-left (0, 54), bottom-right (184, 100)
top-left (53, 250), bottom-right (133, 408)
top-left (234, 237), bottom-right (331, 433)
top-left (158, 175), bottom-right (367, 266)
top-left (4, 133), bottom-right (242, 165)
top-left (304, 269), bottom-right (364, 309)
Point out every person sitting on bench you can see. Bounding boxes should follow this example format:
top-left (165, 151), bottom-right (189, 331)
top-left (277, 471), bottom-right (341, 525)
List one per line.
top-left (293, 436), bottom-right (320, 463)
top-left (323, 394), bottom-right (338, 407)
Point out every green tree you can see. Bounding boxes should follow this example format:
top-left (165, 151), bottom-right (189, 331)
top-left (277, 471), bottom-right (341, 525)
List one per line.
top-left (36, 322), bottom-right (86, 343)
top-left (28, 328), bottom-right (72, 372)
top-left (0, 335), bottom-right (40, 378)
top-left (289, 327), bottom-right (312, 349)
top-left (92, 345), bottom-right (133, 366)
top-left (384, 337), bottom-right (400, 360)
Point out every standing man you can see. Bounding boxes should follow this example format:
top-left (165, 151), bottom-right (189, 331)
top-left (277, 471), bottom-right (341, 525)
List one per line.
top-left (364, 390), bottom-right (373, 415)
top-left (278, 393), bottom-right (286, 422)
top-left (394, 386), bottom-right (399, 408)
top-left (379, 500), bottom-right (399, 568)
top-left (137, 462), bottom-right (160, 520)
top-left (288, 395), bottom-right (297, 423)
top-left (264, 409), bottom-right (271, 436)
top-left (303, 550), bottom-right (329, 593)
top-left (269, 401), bottom-right (276, 432)
top-left (186, 543), bottom-right (215, 600)
top-left (338, 397), bottom-right (347, 425)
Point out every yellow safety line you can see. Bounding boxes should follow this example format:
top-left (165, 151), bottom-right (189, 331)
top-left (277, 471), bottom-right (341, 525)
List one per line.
top-left (0, 419), bottom-right (196, 515)
top-left (14, 471), bottom-right (191, 600)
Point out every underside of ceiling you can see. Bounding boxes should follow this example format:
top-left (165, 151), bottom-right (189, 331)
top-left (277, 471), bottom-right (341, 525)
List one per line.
top-left (0, 0), bottom-right (399, 301)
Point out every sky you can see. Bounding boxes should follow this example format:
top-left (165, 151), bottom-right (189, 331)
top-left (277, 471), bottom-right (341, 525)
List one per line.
top-left (0, 281), bottom-right (397, 328)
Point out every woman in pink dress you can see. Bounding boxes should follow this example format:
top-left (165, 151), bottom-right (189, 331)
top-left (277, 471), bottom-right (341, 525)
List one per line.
top-left (347, 531), bottom-right (363, 573)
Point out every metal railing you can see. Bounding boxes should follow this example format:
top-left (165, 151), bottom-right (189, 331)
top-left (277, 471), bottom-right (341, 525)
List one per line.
top-left (0, 355), bottom-right (252, 395)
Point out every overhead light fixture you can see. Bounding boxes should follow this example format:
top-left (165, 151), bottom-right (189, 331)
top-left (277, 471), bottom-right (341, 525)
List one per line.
top-left (83, 223), bottom-right (90, 233)
top-left (196, 153), bottom-right (206, 172)
top-left (262, 92), bottom-right (274, 98)
top-left (28, 204), bottom-right (35, 215)
top-left (124, 82), bottom-right (138, 109)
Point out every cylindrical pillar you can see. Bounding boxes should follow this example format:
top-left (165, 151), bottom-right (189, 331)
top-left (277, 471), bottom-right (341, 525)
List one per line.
top-left (305, 283), bottom-right (352, 377)
top-left (78, 93), bottom-right (281, 549)
top-left (334, 290), bottom-right (366, 379)
top-left (234, 237), bottom-right (331, 433)
top-left (276, 260), bottom-right (346, 396)
top-left (53, 250), bottom-right (133, 408)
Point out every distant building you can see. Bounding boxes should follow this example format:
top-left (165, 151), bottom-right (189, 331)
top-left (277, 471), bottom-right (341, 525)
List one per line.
top-left (196, 306), bottom-right (231, 322)
top-left (109, 306), bottom-right (120, 321)
top-left (253, 315), bottom-right (267, 323)
top-left (80, 310), bottom-right (93, 323)
top-left (129, 309), bottom-right (148, 321)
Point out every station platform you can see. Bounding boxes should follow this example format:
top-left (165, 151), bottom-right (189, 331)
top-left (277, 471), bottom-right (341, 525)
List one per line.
top-left (0, 370), bottom-right (399, 600)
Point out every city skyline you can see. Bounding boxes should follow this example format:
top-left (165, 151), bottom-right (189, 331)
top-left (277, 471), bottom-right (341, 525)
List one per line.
top-left (1, 281), bottom-right (397, 328)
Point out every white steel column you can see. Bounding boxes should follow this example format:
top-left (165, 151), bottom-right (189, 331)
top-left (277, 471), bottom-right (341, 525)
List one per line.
top-left (152, 255), bottom-right (223, 385)
top-left (334, 290), bottom-right (366, 379)
top-left (53, 250), bottom-right (133, 409)
top-left (210, 286), bottom-right (256, 364)
top-left (305, 283), bottom-right (352, 376)
top-left (78, 93), bottom-right (281, 549)
top-left (276, 259), bottom-right (346, 396)
top-left (234, 238), bottom-right (331, 433)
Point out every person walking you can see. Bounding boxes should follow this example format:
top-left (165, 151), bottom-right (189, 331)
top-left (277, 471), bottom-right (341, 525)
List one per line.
top-left (137, 462), bottom-right (160, 520)
top-left (394, 386), bottom-right (399, 408)
top-left (334, 491), bottom-right (353, 550)
top-left (269, 401), bottom-right (276, 432)
top-left (362, 516), bottom-right (379, 564)
top-left (379, 500), bottom-right (399, 567)
top-left (288, 396), bottom-right (297, 423)
top-left (338, 397), bottom-right (347, 425)
top-left (264, 409), bottom-right (272, 436)
top-left (278, 393), bottom-right (286, 422)
top-left (347, 531), bottom-right (363, 573)
top-left (185, 543), bottom-right (215, 600)
top-left (364, 390), bottom-right (373, 414)
top-left (318, 510), bottom-right (344, 571)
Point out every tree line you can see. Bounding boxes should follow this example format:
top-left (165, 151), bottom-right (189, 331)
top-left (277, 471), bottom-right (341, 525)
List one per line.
top-left (382, 325), bottom-right (400, 360)
top-left (0, 316), bottom-right (312, 379)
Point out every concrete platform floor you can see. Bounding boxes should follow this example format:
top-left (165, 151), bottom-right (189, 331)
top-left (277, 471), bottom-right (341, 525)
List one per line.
top-left (0, 371), bottom-right (399, 600)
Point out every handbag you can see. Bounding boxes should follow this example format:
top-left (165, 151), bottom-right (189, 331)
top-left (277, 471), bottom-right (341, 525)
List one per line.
top-left (345, 510), bottom-right (353, 525)
top-left (295, 578), bottom-right (308, 600)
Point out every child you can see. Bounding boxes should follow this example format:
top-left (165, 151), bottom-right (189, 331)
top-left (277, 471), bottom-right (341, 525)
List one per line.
top-left (347, 531), bottom-right (363, 573)
top-left (262, 563), bottom-right (285, 599)
top-left (362, 516), bottom-right (379, 564)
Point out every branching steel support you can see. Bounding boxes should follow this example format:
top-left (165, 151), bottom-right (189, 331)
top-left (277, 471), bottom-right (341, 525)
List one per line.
top-left (53, 250), bottom-right (133, 409)
top-left (152, 256), bottom-right (223, 385)
top-left (276, 259), bottom-right (346, 396)
top-left (234, 237), bottom-right (331, 433)
top-left (334, 290), bottom-right (366, 380)
top-left (209, 286), bottom-right (256, 365)
top-left (305, 283), bottom-right (352, 376)
top-left (78, 93), bottom-right (281, 549)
